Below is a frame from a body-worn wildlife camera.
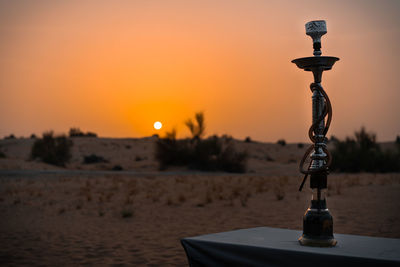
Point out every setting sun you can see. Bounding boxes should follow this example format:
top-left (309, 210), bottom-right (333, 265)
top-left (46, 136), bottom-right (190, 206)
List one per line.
top-left (153, 121), bottom-right (162, 130)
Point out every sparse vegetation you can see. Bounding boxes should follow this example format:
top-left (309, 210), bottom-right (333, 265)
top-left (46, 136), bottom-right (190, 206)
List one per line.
top-left (274, 176), bottom-right (288, 200)
top-left (245, 136), bottom-right (252, 143)
top-left (121, 209), bottom-right (133, 218)
top-left (265, 155), bottom-right (274, 162)
top-left (112, 165), bottom-right (123, 171)
top-left (297, 143), bottom-right (304, 148)
top-left (83, 154), bottom-right (108, 164)
top-left (31, 131), bottom-right (73, 167)
top-left (330, 127), bottom-right (400, 172)
top-left (329, 135), bottom-right (338, 143)
top-left (277, 139), bottom-right (286, 146)
top-left (69, 127), bottom-right (97, 137)
top-left (155, 112), bottom-right (247, 173)
top-left (156, 135), bottom-right (247, 173)
top-left (4, 134), bottom-right (15, 139)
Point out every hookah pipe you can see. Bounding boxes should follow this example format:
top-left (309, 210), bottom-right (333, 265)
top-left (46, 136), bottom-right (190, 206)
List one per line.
top-left (298, 82), bottom-right (333, 191)
top-left (293, 20), bottom-right (339, 247)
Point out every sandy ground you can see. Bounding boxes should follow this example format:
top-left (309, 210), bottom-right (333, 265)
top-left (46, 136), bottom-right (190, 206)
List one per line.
top-left (0, 137), bottom-right (399, 266)
top-left (0, 173), bottom-right (399, 266)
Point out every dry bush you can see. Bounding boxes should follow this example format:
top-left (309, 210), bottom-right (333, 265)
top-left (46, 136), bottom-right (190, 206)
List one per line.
top-left (121, 208), bottom-right (134, 218)
top-left (274, 187), bottom-right (285, 201)
top-left (156, 116), bottom-right (247, 173)
top-left (69, 127), bottom-right (97, 137)
top-left (277, 139), bottom-right (286, 146)
top-left (31, 131), bottom-right (73, 167)
top-left (83, 154), bottom-right (108, 164)
top-left (274, 176), bottom-right (288, 201)
top-left (166, 197), bottom-right (174, 206)
top-left (178, 193), bottom-right (186, 203)
top-left (331, 127), bottom-right (400, 172)
top-left (240, 191), bottom-right (251, 207)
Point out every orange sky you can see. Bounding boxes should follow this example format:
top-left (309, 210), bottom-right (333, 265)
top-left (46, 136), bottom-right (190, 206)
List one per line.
top-left (0, 0), bottom-right (399, 142)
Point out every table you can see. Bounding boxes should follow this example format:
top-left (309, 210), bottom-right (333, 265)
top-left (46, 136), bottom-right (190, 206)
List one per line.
top-left (181, 227), bottom-right (400, 266)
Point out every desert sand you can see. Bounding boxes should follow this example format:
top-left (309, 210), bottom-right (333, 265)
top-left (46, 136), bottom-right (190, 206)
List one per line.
top-left (0, 137), bottom-right (399, 266)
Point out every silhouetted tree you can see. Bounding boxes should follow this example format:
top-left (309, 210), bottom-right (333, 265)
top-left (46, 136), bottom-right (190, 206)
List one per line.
top-left (165, 128), bottom-right (177, 140)
top-left (185, 112), bottom-right (205, 139)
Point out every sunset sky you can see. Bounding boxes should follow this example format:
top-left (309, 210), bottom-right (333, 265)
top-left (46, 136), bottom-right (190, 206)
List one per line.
top-left (1, 0), bottom-right (399, 142)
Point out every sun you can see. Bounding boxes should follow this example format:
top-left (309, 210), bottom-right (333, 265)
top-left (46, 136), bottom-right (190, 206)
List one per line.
top-left (153, 121), bottom-right (162, 130)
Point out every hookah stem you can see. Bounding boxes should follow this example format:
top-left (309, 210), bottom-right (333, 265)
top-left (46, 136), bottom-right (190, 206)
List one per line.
top-left (317, 187), bottom-right (321, 202)
top-left (298, 83), bottom-right (332, 192)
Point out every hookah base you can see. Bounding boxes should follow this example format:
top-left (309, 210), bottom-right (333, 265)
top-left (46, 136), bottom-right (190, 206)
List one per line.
top-left (299, 207), bottom-right (337, 247)
top-left (298, 234), bottom-right (337, 247)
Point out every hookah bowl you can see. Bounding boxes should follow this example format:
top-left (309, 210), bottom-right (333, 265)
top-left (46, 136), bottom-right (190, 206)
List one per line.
top-left (292, 20), bottom-right (339, 247)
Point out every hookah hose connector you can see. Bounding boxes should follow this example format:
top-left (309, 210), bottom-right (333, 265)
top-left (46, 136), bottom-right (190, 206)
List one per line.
top-left (299, 83), bottom-right (332, 191)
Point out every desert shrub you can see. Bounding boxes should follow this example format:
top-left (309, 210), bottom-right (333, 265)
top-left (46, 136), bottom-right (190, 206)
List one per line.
top-left (30, 134), bottom-right (37, 139)
top-left (155, 136), bottom-right (247, 173)
top-left (112, 165), bottom-right (123, 171)
top-left (297, 143), bottom-right (304, 148)
top-left (69, 127), bottom-right (97, 137)
top-left (277, 139), bottom-right (286, 146)
top-left (69, 128), bottom-right (84, 137)
top-left (31, 131), bottom-right (73, 167)
top-left (155, 138), bottom-right (192, 169)
top-left (121, 209), bottom-right (133, 218)
top-left (330, 127), bottom-right (400, 172)
top-left (265, 155), bottom-right (274, 162)
top-left (329, 135), bottom-right (338, 143)
top-left (85, 132), bottom-right (97, 137)
top-left (217, 143), bottom-right (248, 173)
top-left (155, 112), bottom-right (247, 172)
top-left (4, 134), bottom-right (15, 139)
top-left (221, 134), bottom-right (233, 142)
top-left (83, 154), bottom-right (108, 164)
top-left (0, 151), bottom-right (5, 158)
top-left (245, 136), bottom-right (252, 143)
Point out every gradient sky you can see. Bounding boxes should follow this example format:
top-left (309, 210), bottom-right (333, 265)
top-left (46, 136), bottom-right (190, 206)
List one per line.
top-left (1, 0), bottom-right (399, 142)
